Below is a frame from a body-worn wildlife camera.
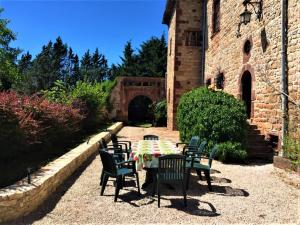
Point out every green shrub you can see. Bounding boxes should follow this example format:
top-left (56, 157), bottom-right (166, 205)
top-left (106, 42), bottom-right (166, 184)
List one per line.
top-left (44, 80), bottom-right (116, 130)
top-left (153, 99), bottom-right (167, 126)
top-left (217, 142), bottom-right (247, 163)
top-left (284, 134), bottom-right (300, 165)
top-left (177, 87), bottom-right (248, 161)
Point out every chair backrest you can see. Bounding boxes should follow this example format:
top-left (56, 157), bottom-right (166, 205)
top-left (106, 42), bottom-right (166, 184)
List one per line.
top-left (158, 154), bottom-right (186, 182)
top-left (198, 140), bottom-right (207, 152)
top-left (99, 138), bottom-right (108, 149)
top-left (143, 135), bottom-right (159, 140)
top-left (189, 136), bottom-right (200, 147)
top-left (99, 150), bottom-right (117, 175)
top-left (208, 145), bottom-right (219, 168)
top-left (110, 133), bottom-right (120, 148)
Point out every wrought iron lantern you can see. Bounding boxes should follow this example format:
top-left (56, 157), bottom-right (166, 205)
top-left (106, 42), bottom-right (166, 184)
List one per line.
top-left (236, 0), bottom-right (263, 37)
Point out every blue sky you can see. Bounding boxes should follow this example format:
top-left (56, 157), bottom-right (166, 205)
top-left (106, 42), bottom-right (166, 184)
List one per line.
top-left (0, 0), bottom-right (168, 65)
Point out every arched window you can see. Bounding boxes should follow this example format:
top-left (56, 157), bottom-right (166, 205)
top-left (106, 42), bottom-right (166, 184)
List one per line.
top-left (215, 73), bottom-right (224, 89)
top-left (212, 0), bottom-right (221, 34)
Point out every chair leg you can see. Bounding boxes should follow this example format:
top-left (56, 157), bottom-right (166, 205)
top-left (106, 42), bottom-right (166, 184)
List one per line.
top-left (114, 176), bottom-right (121, 202)
top-left (152, 170), bottom-right (157, 197)
top-left (196, 169), bottom-right (203, 180)
top-left (100, 174), bottom-right (109, 195)
top-left (204, 170), bottom-right (212, 191)
top-left (182, 181), bottom-right (187, 207)
top-left (135, 172), bottom-right (141, 195)
top-left (100, 170), bottom-right (104, 186)
top-left (186, 169), bottom-right (191, 190)
top-left (157, 180), bottom-right (161, 208)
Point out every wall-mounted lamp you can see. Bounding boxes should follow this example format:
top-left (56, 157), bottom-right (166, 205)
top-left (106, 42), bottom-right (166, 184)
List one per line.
top-left (236, 0), bottom-right (263, 37)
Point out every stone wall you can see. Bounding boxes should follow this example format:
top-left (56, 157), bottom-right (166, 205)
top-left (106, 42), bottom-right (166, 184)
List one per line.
top-left (204, 0), bottom-right (300, 141)
top-left (165, 0), bottom-right (204, 130)
top-left (287, 0), bottom-right (300, 135)
top-left (110, 76), bottom-right (165, 122)
top-left (0, 122), bottom-right (123, 223)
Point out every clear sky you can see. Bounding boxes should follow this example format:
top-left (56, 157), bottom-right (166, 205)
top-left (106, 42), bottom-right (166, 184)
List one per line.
top-left (0, 0), bottom-right (168, 65)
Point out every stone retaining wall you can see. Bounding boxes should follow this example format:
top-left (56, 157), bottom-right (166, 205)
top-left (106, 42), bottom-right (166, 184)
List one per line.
top-left (0, 122), bottom-right (123, 223)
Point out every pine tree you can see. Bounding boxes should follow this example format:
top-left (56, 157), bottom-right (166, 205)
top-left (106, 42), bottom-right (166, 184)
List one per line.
top-left (18, 52), bottom-right (32, 74)
top-left (137, 35), bottom-right (167, 77)
top-left (52, 36), bottom-right (68, 81)
top-left (80, 50), bottom-right (92, 82)
top-left (119, 41), bottom-right (138, 77)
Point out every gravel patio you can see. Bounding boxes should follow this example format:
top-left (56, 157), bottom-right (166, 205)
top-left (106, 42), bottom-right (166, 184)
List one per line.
top-left (8, 127), bottom-right (299, 225)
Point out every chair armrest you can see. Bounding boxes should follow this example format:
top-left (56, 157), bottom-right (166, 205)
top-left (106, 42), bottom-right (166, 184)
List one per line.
top-left (118, 140), bottom-right (132, 147)
top-left (116, 160), bottom-right (135, 166)
top-left (115, 142), bottom-right (129, 151)
top-left (176, 142), bottom-right (188, 147)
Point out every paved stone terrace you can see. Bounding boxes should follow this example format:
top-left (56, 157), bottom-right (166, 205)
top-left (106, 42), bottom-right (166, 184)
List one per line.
top-left (7, 127), bottom-right (299, 225)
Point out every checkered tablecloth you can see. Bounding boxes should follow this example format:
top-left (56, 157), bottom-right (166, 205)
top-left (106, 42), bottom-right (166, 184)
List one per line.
top-left (130, 140), bottom-right (180, 170)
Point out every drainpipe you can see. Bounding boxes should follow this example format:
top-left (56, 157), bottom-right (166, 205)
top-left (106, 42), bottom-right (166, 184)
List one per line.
top-left (201, 0), bottom-right (207, 86)
top-left (281, 0), bottom-right (288, 155)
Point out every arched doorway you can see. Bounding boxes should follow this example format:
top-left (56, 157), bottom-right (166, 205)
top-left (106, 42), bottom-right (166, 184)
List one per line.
top-left (241, 71), bottom-right (252, 118)
top-left (128, 95), bottom-right (153, 123)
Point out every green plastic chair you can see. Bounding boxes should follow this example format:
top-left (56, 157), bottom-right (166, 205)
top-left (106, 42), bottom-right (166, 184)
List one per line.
top-left (143, 135), bottom-right (159, 140)
top-left (152, 154), bottom-right (187, 208)
top-left (111, 133), bottom-right (132, 160)
top-left (176, 136), bottom-right (200, 153)
top-left (186, 145), bottom-right (218, 191)
top-left (99, 150), bottom-right (140, 202)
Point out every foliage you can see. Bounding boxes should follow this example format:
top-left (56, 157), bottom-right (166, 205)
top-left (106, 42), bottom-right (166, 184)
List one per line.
top-left (112, 35), bottom-right (167, 78)
top-left (217, 142), bottom-right (248, 163)
top-left (153, 99), bottom-right (167, 126)
top-left (0, 91), bottom-right (84, 160)
top-left (0, 8), bottom-right (21, 90)
top-left (284, 132), bottom-right (300, 165)
top-left (177, 87), bottom-right (247, 148)
top-left (137, 35), bottom-right (167, 77)
top-left (44, 80), bottom-right (116, 130)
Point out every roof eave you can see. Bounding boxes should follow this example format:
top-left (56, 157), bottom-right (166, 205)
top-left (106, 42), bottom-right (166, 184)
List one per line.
top-left (162, 0), bottom-right (176, 26)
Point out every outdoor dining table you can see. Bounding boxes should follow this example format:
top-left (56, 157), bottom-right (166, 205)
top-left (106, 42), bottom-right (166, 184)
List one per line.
top-left (130, 139), bottom-right (181, 188)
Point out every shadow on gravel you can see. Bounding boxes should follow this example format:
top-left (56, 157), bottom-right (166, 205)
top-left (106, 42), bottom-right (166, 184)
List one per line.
top-left (7, 153), bottom-right (97, 225)
top-left (164, 198), bottom-right (220, 217)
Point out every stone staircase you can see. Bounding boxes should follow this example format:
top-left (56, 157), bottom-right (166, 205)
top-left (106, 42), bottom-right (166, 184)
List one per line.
top-left (246, 123), bottom-right (274, 162)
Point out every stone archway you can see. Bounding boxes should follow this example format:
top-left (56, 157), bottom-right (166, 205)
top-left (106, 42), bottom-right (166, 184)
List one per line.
top-left (241, 70), bottom-right (252, 118)
top-left (109, 77), bottom-right (166, 122)
top-left (128, 95), bottom-right (153, 123)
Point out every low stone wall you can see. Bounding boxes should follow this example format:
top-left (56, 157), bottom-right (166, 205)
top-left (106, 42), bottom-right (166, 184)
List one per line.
top-left (273, 156), bottom-right (300, 175)
top-left (0, 122), bottom-right (123, 223)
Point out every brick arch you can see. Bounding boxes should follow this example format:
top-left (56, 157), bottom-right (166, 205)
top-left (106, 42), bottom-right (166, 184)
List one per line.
top-left (110, 76), bottom-right (166, 122)
top-left (238, 64), bottom-right (256, 119)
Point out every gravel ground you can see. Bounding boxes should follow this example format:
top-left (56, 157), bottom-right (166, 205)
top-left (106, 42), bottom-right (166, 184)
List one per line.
top-left (8, 127), bottom-right (300, 225)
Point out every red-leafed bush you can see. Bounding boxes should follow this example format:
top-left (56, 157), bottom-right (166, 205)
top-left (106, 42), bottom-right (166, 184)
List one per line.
top-left (0, 91), bottom-right (85, 160)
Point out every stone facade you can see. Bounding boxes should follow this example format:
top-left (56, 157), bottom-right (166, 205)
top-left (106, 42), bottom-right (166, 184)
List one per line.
top-left (163, 0), bottom-right (204, 130)
top-left (109, 76), bottom-right (165, 122)
top-left (163, 0), bottom-right (300, 143)
top-left (0, 122), bottom-right (123, 223)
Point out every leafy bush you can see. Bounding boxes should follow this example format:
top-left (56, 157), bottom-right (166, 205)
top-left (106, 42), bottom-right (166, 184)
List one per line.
top-left (44, 80), bottom-right (116, 130)
top-left (217, 142), bottom-right (247, 163)
top-left (0, 91), bottom-right (84, 160)
top-left (153, 99), bottom-right (167, 126)
top-left (177, 87), bottom-right (248, 162)
top-left (284, 133), bottom-right (300, 165)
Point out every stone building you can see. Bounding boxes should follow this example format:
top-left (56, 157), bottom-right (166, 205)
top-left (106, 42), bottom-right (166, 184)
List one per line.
top-left (163, 0), bottom-right (300, 154)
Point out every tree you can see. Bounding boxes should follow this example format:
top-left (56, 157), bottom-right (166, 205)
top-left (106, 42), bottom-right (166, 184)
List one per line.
top-left (18, 52), bottom-right (32, 74)
top-left (118, 41), bottom-right (138, 77)
top-left (0, 8), bottom-right (20, 90)
top-left (80, 50), bottom-right (92, 82)
top-left (52, 36), bottom-right (68, 81)
top-left (137, 35), bottom-right (167, 77)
